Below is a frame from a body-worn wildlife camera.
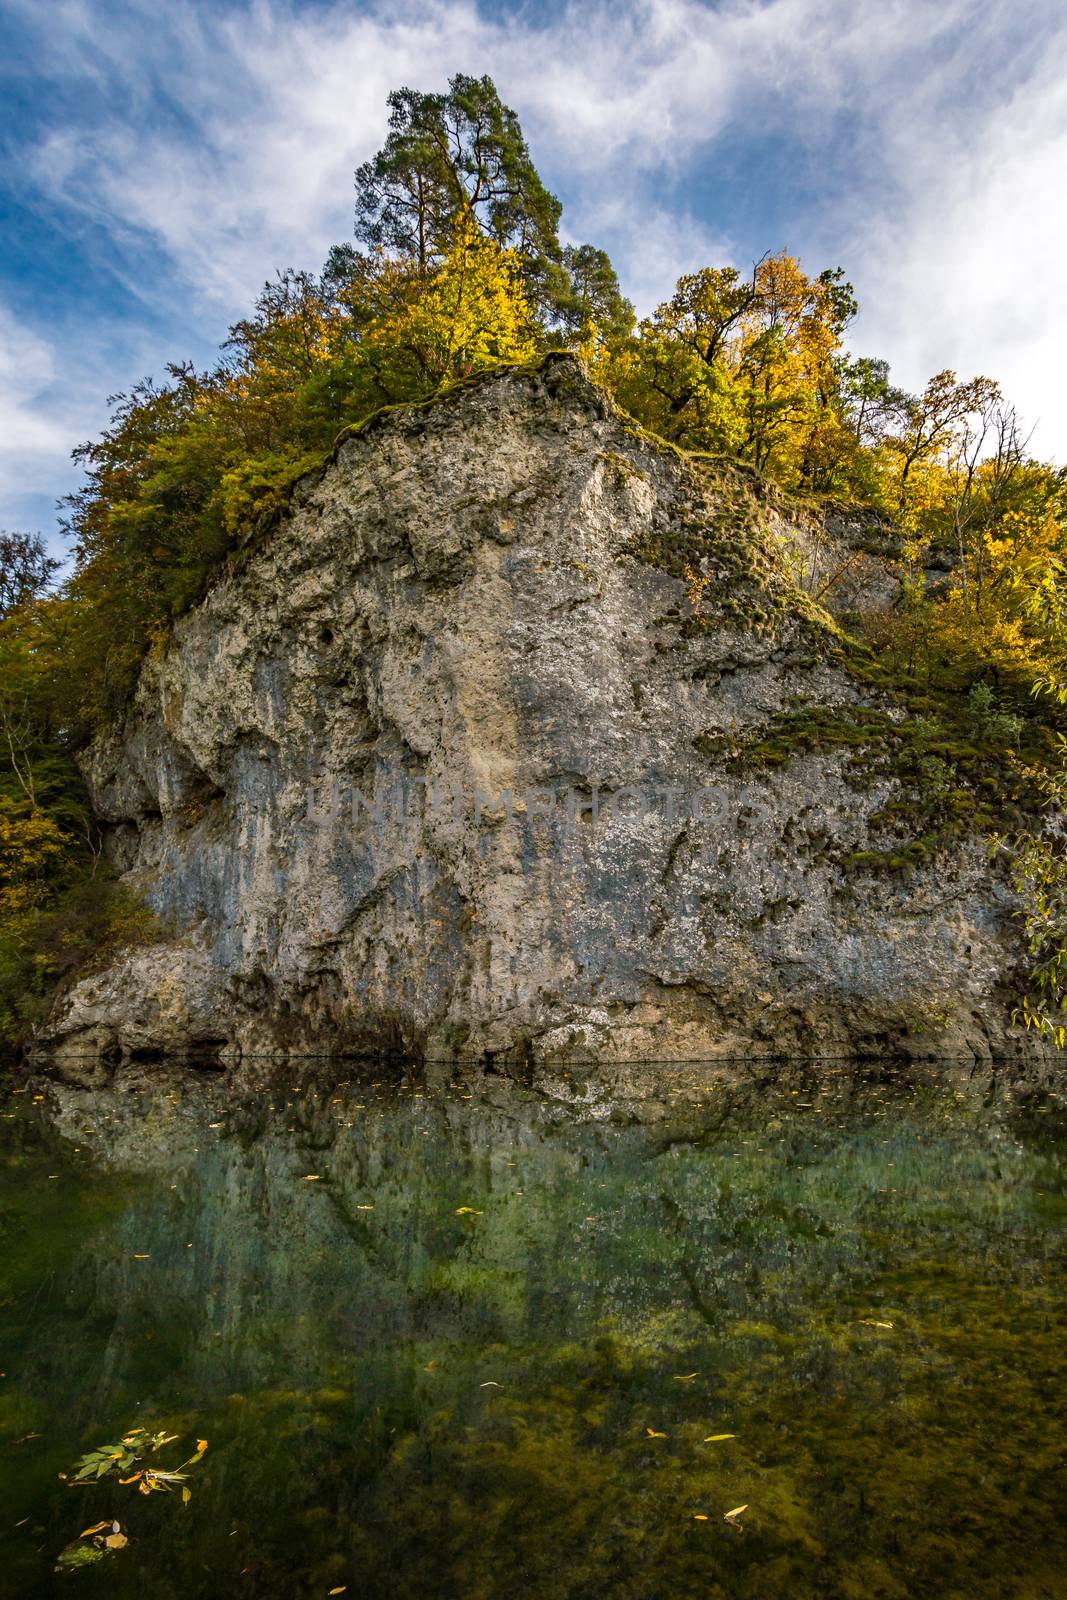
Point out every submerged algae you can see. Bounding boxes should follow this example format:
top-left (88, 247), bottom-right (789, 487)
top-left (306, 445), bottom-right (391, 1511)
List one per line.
top-left (1, 1061), bottom-right (1064, 1598)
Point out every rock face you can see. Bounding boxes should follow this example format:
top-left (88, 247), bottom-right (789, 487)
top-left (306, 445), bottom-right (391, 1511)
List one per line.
top-left (43, 355), bottom-right (1037, 1066)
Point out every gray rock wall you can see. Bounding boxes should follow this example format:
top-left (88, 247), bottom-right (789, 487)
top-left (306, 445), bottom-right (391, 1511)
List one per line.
top-left (42, 356), bottom-right (1036, 1066)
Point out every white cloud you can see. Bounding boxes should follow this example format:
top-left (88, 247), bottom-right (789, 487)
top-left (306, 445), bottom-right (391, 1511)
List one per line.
top-left (844, 17), bottom-right (1067, 457)
top-left (4, 0), bottom-right (1067, 501)
top-left (0, 309), bottom-right (80, 499)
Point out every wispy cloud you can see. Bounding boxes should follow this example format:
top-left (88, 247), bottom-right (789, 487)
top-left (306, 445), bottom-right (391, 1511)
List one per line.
top-left (2, 0), bottom-right (1065, 538)
top-left (0, 307), bottom-right (89, 534)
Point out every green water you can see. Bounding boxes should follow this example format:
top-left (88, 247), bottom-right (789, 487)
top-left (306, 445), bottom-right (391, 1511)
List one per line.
top-left (0, 1060), bottom-right (1064, 1600)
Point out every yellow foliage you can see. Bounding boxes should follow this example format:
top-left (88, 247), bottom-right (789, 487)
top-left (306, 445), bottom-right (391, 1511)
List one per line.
top-left (218, 447), bottom-right (325, 538)
top-left (363, 219), bottom-right (539, 392)
top-left (0, 803), bottom-right (70, 917)
top-left (613, 253), bottom-right (854, 489)
top-left (865, 493), bottom-right (1067, 697)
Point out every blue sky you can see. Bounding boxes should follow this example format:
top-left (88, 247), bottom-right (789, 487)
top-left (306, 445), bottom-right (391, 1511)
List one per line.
top-left (2, 0), bottom-right (1065, 549)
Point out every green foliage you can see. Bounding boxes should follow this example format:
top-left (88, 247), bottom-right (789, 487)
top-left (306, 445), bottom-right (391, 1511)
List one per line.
top-left (0, 586), bottom-right (156, 1047)
top-left (52, 1429), bottom-right (208, 1572)
top-left (354, 73), bottom-right (564, 316)
top-left (610, 254), bottom-right (870, 494)
top-left (0, 531), bottom-right (59, 618)
top-left (67, 1425), bottom-right (208, 1491)
top-left (0, 874), bottom-right (160, 1047)
top-left (966, 681), bottom-right (1023, 745)
top-left (555, 243), bottom-right (636, 349)
top-left (1001, 830), bottom-right (1067, 1045)
top-left (5, 68), bottom-right (1067, 1044)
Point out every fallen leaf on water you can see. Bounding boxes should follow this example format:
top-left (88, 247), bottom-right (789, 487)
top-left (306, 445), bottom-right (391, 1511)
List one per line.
top-left (182, 1487), bottom-right (191, 1505)
top-left (132, 1254), bottom-right (151, 1259)
top-left (104, 1533), bottom-right (128, 1550)
top-left (196, 1440), bottom-right (208, 1453)
top-left (479, 1381), bottom-right (501, 1388)
top-left (692, 1514), bottom-right (709, 1521)
top-left (329, 1588), bottom-right (348, 1595)
top-left (455, 1206), bottom-right (483, 1215)
top-left (355, 1204), bottom-right (375, 1210)
top-left (303, 1175), bottom-right (323, 1182)
top-left (118, 1473), bottom-right (142, 1485)
top-left (724, 1505), bottom-right (748, 1524)
top-left (703, 1434), bottom-right (736, 1443)
top-left (859, 1319), bottom-right (894, 1329)
top-left (645, 1429), bottom-right (667, 1438)
top-left (79, 1522), bottom-right (110, 1539)
top-left (672, 1372), bottom-right (699, 1381)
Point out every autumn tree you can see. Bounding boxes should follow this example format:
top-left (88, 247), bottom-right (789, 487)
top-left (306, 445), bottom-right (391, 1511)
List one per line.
top-left (611, 265), bottom-right (756, 448)
top-left (615, 254), bottom-right (859, 490)
top-left (354, 75), bottom-right (563, 309)
top-left (731, 256), bottom-right (857, 482)
top-left (0, 532), bottom-right (60, 618)
top-left (357, 219), bottom-right (538, 394)
top-left (885, 369), bottom-right (1002, 518)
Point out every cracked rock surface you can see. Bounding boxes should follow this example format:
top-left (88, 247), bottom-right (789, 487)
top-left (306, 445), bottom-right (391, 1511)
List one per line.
top-left (40, 356), bottom-right (1038, 1067)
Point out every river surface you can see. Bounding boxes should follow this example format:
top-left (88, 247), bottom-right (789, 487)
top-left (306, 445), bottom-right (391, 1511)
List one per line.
top-left (0, 1058), bottom-right (1064, 1599)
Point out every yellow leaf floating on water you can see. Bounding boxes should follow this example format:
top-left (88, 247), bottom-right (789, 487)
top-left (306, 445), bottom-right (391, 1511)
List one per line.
top-left (724, 1505), bottom-right (748, 1524)
top-left (182, 1487), bottom-right (191, 1505)
top-left (329, 1589), bottom-right (348, 1595)
top-left (355, 1204), bottom-right (375, 1210)
top-left (104, 1533), bottom-right (128, 1550)
top-left (303, 1175), bottom-right (323, 1182)
top-left (455, 1206), bottom-right (483, 1215)
top-left (703, 1434), bottom-right (736, 1442)
top-left (672, 1372), bottom-right (699, 1381)
top-left (859, 1319), bottom-right (894, 1329)
top-left (645, 1429), bottom-right (667, 1438)
top-left (692, 1514), bottom-right (709, 1521)
top-left (196, 1440), bottom-right (208, 1453)
top-left (79, 1522), bottom-right (110, 1539)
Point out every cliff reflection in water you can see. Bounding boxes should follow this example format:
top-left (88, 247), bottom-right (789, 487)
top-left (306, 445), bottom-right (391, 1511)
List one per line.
top-left (1, 1059), bottom-right (1064, 1599)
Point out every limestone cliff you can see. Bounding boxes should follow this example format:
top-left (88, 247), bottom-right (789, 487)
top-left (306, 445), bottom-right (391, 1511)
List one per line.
top-left (42, 355), bottom-right (1038, 1066)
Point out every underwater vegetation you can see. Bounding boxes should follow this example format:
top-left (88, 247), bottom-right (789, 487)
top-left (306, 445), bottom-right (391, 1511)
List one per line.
top-left (0, 1059), bottom-right (1064, 1598)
